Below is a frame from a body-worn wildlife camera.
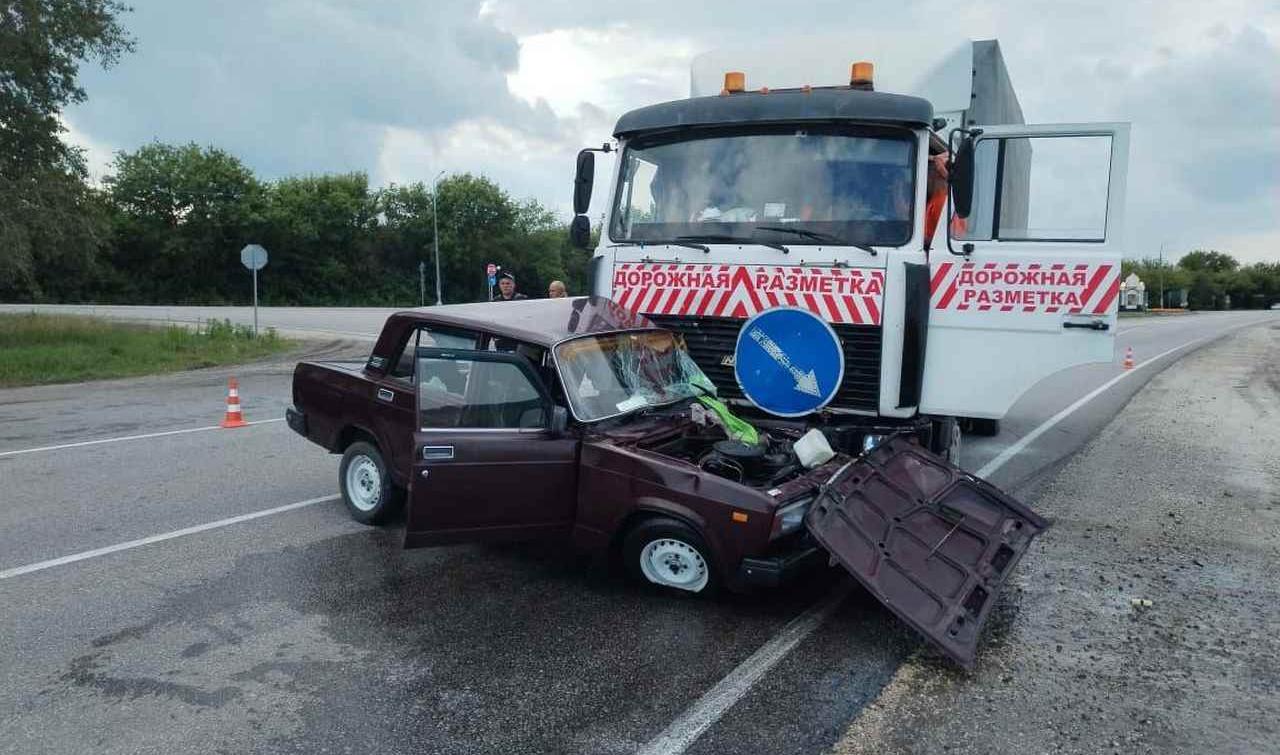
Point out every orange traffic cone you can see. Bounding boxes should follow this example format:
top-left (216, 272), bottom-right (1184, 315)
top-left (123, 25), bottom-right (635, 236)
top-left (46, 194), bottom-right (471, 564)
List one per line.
top-left (221, 377), bottom-right (248, 428)
top-left (1122, 346), bottom-right (1135, 370)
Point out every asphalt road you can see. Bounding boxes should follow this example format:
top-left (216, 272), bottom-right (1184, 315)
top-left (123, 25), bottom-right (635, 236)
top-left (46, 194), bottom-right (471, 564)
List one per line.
top-left (0, 305), bottom-right (1275, 754)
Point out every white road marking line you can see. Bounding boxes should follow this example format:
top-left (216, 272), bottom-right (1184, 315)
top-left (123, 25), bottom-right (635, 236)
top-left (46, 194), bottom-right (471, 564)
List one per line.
top-left (975, 317), bottom-right (1273, 478)
top-left (0, 418), bottom-right (285, 459)
top-left (641, 315), bottom-right (1275, 755)
top-left (0, 495), bottom-right (340, 580)
top-left (636, 582), bottom-right (852, 755)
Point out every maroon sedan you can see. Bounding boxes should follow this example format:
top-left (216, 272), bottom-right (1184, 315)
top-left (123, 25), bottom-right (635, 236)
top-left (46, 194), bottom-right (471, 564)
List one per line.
top-left (287, 297), bottom-right (1045, 666)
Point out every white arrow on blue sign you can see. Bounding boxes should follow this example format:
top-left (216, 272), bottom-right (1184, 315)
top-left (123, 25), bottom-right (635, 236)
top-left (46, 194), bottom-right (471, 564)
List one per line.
top-left (733, 307), bottom-right (844, 417)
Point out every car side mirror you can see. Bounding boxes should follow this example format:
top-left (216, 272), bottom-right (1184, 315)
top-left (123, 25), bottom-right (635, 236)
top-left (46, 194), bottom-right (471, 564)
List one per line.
top-left (568, 215), bottom-right (592, 250)
top-left (573, 150), bottom-right (594, 215)
top-left (549, 405), bottom-right (569, 436)
top-left (950, 135), bottom-right (976, 219)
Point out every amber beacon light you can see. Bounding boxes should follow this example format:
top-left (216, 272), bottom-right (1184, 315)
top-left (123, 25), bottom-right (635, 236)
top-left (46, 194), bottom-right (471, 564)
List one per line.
top-left (850, 61), bottom-right (875, 90)
top-left (721, 71), bottom-right (746, 95)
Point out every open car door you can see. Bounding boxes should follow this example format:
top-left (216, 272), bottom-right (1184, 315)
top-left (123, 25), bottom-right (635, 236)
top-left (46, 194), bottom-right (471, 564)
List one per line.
top-left (405, 348), bottom-right (579, 548)
top-left (805, 435), bottom-right (1048, 667)
top-left (921, 123), bottom-right (1130, 419)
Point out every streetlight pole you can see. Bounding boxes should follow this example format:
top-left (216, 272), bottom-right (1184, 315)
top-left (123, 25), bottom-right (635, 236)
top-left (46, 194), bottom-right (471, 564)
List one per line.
top-left (431, 170), bottom-right (445, 306)
top-left (1158, 241), bottom-right (1166, 309)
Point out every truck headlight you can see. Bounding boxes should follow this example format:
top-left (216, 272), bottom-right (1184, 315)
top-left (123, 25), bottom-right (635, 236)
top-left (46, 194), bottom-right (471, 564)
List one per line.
top-left (862, 433), bottom-right (885, 454)
top-left (770, 496), bottom-right (814, 540)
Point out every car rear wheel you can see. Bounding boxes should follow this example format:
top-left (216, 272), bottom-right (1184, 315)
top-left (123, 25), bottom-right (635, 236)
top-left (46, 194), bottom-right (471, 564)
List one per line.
top-left (339, 441), bottom-right (403, 525)
top-left (623, 518), bottom-right (716, 595)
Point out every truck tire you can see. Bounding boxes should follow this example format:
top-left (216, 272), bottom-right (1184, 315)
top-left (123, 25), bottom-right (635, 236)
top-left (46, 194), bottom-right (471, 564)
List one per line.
top-left (968, 418), bottom-right (1000, 437)
top-left (623, 518), bottom-right (717, 596)
top-left (934, 417), bottom-right (962, 467)
top-left (338, 441), bottom-right (403, 525)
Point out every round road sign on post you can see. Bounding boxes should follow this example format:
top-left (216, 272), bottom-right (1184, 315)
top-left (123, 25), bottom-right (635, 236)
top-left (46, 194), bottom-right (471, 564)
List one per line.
top-left (240, 244), bottom-right (268, 271)
top-left (239, 244), bottom-right (268, 337)
top-left (733, 307), bottom-right (844, 417)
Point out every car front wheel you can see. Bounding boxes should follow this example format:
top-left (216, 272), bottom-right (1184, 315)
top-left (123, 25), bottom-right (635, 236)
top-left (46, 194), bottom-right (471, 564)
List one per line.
top-left (338, 441), bottom-right (403, 525)
top-left (623, 518), bottom-right (717, 595)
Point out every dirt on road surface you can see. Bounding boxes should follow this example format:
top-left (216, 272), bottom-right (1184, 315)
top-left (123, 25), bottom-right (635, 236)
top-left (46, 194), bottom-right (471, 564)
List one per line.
top-left (833, 324), bottom-right (1280, 754)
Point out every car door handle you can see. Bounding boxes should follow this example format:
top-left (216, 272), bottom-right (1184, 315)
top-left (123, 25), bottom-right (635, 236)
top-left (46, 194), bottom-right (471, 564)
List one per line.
top-left (1063, 320), bottom-right (1109, 331)
top-left (422, 445), bottom-right (454, 460)
top-left (376, 388), bottom-right (395, 402)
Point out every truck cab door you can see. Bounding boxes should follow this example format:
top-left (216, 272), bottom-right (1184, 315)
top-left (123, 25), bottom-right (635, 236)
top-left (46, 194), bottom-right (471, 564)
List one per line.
top-left (920, 123), bottom-right (1129, 419)
top-left (405, 349), bottom-right (579, 548)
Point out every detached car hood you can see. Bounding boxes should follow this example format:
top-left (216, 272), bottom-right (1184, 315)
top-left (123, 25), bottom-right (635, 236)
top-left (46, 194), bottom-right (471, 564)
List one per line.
top-left (805, 435), bottom-right (1049, 668)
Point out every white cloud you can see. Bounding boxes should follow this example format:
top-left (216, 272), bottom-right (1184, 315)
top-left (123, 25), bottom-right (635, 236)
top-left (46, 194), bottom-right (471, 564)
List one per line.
top-left (506, 25), bottom-right (695, 117)
top-left (59, 116), bottom-right (117, 185)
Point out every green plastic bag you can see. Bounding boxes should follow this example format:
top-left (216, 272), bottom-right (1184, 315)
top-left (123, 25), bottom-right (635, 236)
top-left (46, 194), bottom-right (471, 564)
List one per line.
top-left (696, 395), bottom-right (761, 446)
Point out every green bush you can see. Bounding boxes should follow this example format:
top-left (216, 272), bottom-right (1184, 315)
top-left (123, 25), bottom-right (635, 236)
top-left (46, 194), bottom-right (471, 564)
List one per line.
top-left (0, 314), bottom-right (294, 387)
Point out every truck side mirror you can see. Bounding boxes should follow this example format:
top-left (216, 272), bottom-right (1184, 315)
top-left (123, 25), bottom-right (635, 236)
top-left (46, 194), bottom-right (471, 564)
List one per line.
top-left (568, 214), bottom-right (592, 250)
top-left (950, 136), bottom-right (976, 219)
top-left (573, 150), bottom-right (594, 215)
top-left (549, 405), bottom-right (569, 436)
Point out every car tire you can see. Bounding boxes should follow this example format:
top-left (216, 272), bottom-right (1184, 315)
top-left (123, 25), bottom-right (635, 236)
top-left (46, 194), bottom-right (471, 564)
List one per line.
top-left (623, 518), bottom-right (717, 596)
top-left (338, 441), bottom-right (403, 525)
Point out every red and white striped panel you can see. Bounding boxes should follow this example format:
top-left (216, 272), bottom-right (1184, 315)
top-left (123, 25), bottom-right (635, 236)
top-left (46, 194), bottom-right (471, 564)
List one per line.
top-left (611, 263), bottom-right (884, 325)
top-left (930, 261), bottom-right (1120, 314)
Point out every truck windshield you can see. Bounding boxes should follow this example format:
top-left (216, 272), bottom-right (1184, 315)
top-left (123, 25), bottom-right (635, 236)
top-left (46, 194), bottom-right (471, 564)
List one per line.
top-left (554, 330), bottom-right (714, 422)
top-left (610, 127), bottom-right (915, 248)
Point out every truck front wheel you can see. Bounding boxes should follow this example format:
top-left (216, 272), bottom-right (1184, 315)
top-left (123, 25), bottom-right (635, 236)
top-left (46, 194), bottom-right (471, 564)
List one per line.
top-left (623, 518), bottom-right (717, 596)
top-left (338, 441), bottom-right (403, 525)
top-left (964, 418), bottom-right (1000, 437)
top-left (934, 417), bottom-right (962, 467)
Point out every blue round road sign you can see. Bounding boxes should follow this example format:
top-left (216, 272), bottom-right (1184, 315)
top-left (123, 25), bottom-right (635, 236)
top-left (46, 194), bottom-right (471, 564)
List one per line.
top-left (733, 307), bottom-right (844, 417)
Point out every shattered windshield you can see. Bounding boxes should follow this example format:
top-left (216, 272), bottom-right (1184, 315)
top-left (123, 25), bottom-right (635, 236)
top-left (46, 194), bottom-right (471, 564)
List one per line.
top-left (554, 330), bottom-right (715, 421)
top-left (610, 126), bottom-right (915, 247)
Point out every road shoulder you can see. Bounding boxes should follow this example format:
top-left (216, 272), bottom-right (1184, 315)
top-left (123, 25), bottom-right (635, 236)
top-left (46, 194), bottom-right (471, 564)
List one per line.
top-left (832, 323), bottom-right (1280, 754)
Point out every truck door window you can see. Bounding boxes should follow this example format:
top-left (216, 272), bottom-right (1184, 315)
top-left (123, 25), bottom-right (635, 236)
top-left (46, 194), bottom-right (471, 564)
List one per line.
top-left (959, 135), bottom-right (1113, 243)
top-left (418, 356), bottom-right (547, 430)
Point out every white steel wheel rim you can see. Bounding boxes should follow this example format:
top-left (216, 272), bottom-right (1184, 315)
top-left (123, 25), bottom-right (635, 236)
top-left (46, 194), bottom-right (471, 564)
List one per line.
top-left (346, 455), bottom-right (382, 512)
top-left (639, 538), bottom-right (709, 593)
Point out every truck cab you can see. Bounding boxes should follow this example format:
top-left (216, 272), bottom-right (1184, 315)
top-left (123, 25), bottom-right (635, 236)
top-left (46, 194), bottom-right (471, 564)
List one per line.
top-left (570, 39), bottom-right (1129, 456)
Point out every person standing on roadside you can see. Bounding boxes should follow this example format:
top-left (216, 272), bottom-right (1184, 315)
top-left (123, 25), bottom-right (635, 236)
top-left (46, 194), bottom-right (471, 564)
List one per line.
top-left (548, 280), bottom-right (567, 299)
top-left (492, 270), bottom-right (527, 301)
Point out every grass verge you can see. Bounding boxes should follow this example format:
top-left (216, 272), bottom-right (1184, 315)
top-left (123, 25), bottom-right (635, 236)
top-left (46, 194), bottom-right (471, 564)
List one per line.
top-left (0, 314), bottom-right (295, 388)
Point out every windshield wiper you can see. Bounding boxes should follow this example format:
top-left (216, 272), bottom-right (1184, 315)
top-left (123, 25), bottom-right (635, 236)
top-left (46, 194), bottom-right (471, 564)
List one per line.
top-left (609, 239), bottom-right (710, 253)
top-left (753, 226), bottom-right (877, 256)
top-left (674, 234), bottom-right (789, 254)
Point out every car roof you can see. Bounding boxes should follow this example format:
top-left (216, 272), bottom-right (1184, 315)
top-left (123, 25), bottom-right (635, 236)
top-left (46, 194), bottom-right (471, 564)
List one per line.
top-left (391, 296), bottom-right (656, 347)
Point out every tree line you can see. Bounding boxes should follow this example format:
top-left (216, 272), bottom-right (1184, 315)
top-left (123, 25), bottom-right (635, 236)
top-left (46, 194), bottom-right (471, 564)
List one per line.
top-left (1122, 251), bottom-right (1280, 310)
top-left (4, 141), bottom-right (590, 306)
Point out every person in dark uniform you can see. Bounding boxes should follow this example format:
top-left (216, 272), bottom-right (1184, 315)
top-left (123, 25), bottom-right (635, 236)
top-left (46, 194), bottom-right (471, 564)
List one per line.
top-left (492, 270), bottom-right (527, 301)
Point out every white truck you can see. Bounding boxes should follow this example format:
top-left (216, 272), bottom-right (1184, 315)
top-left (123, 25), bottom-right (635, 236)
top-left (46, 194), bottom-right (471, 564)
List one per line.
top-left (569, 37), bottom-right (1128, 461)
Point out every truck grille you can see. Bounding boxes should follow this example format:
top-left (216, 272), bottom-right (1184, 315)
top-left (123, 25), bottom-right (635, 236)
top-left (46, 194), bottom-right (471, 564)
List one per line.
top-left (648, 315), bottom-right (881, 412)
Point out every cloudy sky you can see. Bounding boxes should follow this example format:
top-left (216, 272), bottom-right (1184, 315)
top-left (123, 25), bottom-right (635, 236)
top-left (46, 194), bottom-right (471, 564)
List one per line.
top-left (64, 0), bottom-right (1279, 262)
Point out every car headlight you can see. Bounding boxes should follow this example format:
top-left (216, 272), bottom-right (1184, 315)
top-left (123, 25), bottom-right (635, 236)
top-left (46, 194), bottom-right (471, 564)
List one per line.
top-left (770, 496), bottom-right (814, 540)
